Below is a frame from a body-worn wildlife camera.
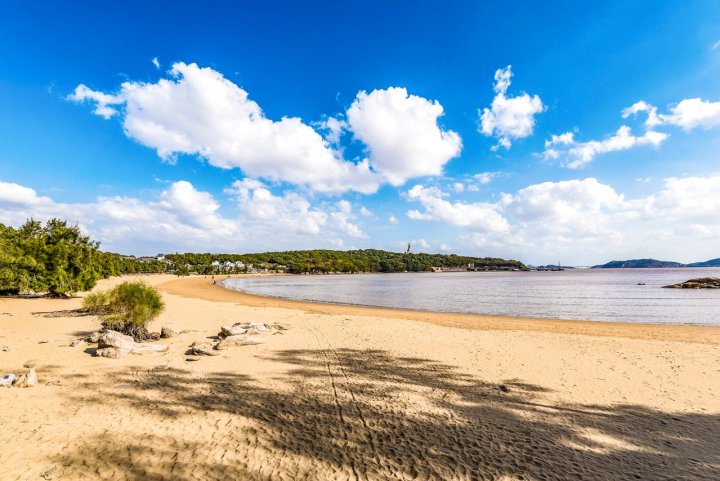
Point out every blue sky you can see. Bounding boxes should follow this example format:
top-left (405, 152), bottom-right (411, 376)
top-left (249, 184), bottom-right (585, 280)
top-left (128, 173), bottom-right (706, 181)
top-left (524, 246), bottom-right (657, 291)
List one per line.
top-left (1, 1), bottom-right (720, 264)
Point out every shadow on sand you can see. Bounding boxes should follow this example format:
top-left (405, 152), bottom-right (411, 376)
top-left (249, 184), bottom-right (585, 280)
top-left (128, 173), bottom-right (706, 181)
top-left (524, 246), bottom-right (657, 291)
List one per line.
top-left (53, 349), bottom-right (719, 480)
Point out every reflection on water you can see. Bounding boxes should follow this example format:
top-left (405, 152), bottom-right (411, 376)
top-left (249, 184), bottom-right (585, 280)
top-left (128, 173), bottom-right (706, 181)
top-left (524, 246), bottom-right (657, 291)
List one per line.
top-left (223, 268), bottom-right (720, 325)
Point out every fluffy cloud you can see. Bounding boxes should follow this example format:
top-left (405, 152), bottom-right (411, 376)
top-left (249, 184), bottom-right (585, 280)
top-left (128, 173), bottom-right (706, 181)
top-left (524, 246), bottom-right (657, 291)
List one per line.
top-left (624, 98), bottom-right (720, 131)
top-left (546, 96), bottom-right (720, 168)
top-left (346, 87), bottom-right (462, 185)
top-left (227, 179), bottom-right (365, 238)
top-left (406, 175), bottom-right (720, 264)
top-left (544, 127), bottom-right (668, 169)
top-left (405, 185), bottom-right (509, 233)
top-left (67, 85), bottom-right (122, 119)
top-left (71, 63), bottom-right (465, 193)
top-left (70, 63), bottom-right (379, 194)
top-left (0, 178), bottom-right (371, 253)
top-left (479, 66), bottom-right (544, 150)
top-left (0, 180), bottom-right (238, 252)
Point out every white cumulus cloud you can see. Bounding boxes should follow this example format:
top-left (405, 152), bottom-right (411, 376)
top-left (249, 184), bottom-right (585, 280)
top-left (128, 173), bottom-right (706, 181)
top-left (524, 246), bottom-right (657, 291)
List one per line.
top-left (405, 185), bottom-right (509, 233)
top-left (346, 87), bottom-right (462, 186)
top-left (71, 63), bottom-right (467, 194)
top-left (406, 175), bottom-right (720, 264)
top-left (70, 62), bottom-right (379, 194)
top-left (227, 179), bottom-right (365, 238)
top-left (479, 66), bottom-right (544, 150)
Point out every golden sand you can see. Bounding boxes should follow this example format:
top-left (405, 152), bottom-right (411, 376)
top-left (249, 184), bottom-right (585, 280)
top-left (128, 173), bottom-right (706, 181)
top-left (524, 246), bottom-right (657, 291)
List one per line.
top-left (1, 274), bottom-right (718, 480)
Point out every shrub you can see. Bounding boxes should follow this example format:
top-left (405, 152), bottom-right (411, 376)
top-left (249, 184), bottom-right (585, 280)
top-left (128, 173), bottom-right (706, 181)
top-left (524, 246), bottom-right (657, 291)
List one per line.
top-left (83, 281), bottom-right (165, 341)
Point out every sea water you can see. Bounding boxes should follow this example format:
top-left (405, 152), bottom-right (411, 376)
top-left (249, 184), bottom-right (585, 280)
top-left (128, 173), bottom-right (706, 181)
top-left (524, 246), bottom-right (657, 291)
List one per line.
top-left (222, 268), bottom-right (720, 325)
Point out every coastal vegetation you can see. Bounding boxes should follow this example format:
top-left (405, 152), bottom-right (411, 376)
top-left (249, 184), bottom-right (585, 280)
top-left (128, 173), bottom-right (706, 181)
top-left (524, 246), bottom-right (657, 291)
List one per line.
top-left (164, 249), bottom-right (526, 274)
top-left (0, 219), bottom-right (167, 296)
top-left (83, 281), bottom-right (165, 340)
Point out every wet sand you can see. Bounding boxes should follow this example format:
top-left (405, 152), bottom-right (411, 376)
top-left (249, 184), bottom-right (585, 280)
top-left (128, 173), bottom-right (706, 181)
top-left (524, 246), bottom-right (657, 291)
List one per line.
top-left (1, 274), bottom-right (719, 480)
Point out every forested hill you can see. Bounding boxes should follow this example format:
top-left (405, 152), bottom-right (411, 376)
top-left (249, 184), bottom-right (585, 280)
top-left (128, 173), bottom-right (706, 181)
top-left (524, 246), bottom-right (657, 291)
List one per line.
top-left (593, 259), bottom-right (685, 268)
top-left (593, 258), bottom-right (720, 268)
top-left (165, 249), bottom-right (527, 274)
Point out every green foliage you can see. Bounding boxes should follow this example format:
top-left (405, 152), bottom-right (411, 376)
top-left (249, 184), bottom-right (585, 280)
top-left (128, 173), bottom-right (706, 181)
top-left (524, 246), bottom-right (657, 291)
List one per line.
top-left (163, 249), bottom-right (526, 274)
top-left (0, 219), bottom-right (175, 296)
top-left (0, 219), bottom-right (102, 296)
top-left (83, 281), bottom-right (165, 340)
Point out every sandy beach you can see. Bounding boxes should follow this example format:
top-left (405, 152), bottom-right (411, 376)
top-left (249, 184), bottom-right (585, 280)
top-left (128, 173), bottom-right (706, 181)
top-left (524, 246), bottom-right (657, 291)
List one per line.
top-left (1, 274), bottom-right (719, 480)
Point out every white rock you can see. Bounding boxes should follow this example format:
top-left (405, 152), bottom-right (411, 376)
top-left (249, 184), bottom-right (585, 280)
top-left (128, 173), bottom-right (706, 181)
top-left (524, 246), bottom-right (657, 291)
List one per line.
top-left (96, 330), bottom-right (168, 358)
top-left (0, 374), bottom-right (16, 387)
top-left (219, 324), bottom-right (248, 338)
top-left (215, 335), bottom-right (266, 350)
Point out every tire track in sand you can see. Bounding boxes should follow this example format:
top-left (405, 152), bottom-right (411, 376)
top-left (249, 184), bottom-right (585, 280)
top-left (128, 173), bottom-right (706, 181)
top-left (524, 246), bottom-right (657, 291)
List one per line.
top-left (309, 327), bottom-right (391, 481)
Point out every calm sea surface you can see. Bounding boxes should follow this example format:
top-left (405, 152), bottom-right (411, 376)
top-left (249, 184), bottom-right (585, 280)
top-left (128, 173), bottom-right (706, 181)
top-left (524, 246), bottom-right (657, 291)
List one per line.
top-left (222, 268), bottom-right (720, 325)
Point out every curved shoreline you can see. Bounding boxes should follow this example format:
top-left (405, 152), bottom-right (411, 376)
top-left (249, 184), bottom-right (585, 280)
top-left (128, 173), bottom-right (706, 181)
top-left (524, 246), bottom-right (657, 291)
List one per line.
top-left (158, 275), bottom-right (720, 344)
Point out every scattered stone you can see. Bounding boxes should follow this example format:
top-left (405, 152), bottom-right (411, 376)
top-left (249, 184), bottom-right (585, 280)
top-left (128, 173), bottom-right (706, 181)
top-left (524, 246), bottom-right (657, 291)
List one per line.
top-left (23, 360), bottom-right (39, 368)
top-left (85, 332), bottom-right (101, 343)
top-left (69, 338), bottom-right (86, 347)
top-left (185, 358), bottom-right (199, 362)
top-left (215, 335), bottom-right (266, 350)
top-left (190, 342), bottom-right (219, 356)
top-left (96, 347), bottom-right (131, 359)
top-left (40, 467), bottom-right (55, 480)
top-left (98, 331), bottom-right (136, 351)
top-left (16, 367), bottom-right (38, 387)
top-left (0, 373), bottom-right (16, 387)
top-left (498, 384), bottom-right (509, 393)
top-left (148, 332), bottom-right (161, 341)
top-left (663, 277), bottom-right (720, 289)
top-left (2, 346), bottom-right (11, 352)
top-left (160, 326), bottom-right (178, 339)
top-left (38, 340), bottom-right (49, 344)
top-left (96, 330), bottom-right (168, 359)
top-left (270, 323), bottom-right (288, 331)
top-left (219, 324), bottom-right (249, 338)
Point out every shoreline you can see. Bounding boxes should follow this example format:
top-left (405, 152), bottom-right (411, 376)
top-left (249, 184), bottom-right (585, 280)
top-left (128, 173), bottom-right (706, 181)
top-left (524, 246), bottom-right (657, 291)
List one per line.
top-left (159, 275), bottom-right (720, 344)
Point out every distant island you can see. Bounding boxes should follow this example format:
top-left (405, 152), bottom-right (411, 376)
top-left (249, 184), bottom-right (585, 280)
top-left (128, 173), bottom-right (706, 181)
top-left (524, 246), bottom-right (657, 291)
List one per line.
top-left (593, 258), bottom-right (720, 268)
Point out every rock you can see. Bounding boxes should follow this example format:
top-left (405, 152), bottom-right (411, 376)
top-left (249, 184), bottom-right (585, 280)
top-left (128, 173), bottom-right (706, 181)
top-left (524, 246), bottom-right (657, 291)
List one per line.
top-left (98, 331), bottom-right (136, 350)
top-left (16, 367), bottom-right (37, 387)
top-left (148, 332), bottom-right (161, 341)
top-left (131, 343), bottom-right (169, 355)
top-left (96, 330), bottom-right (168, 358)
top-left (190, 342), bottom-right (219, 356)
top-left (85, 331), bottom-right (101, 343)
top-left (0, 373), bottom-right (16, 387)
top-left (38, 340), bottom-right (49, 344)
top-left (219, 324), bottom-right (249, 338)
top-left (23, 359), bottom-right (39, 368)
top-left (1, 346), bottom-right (10, 352)
top-left (215, 335), bottom-right (266, 350)
top-left (160, 326), bottom-right (178, 339)
top-left (40, 467), bottom-right (55, 480)
top-left (96, 347), bottom-right (130, 359)
top-left (663, 277), bottom-right (720, 289)
top-left (70, 339), bottom-right (86, 347)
